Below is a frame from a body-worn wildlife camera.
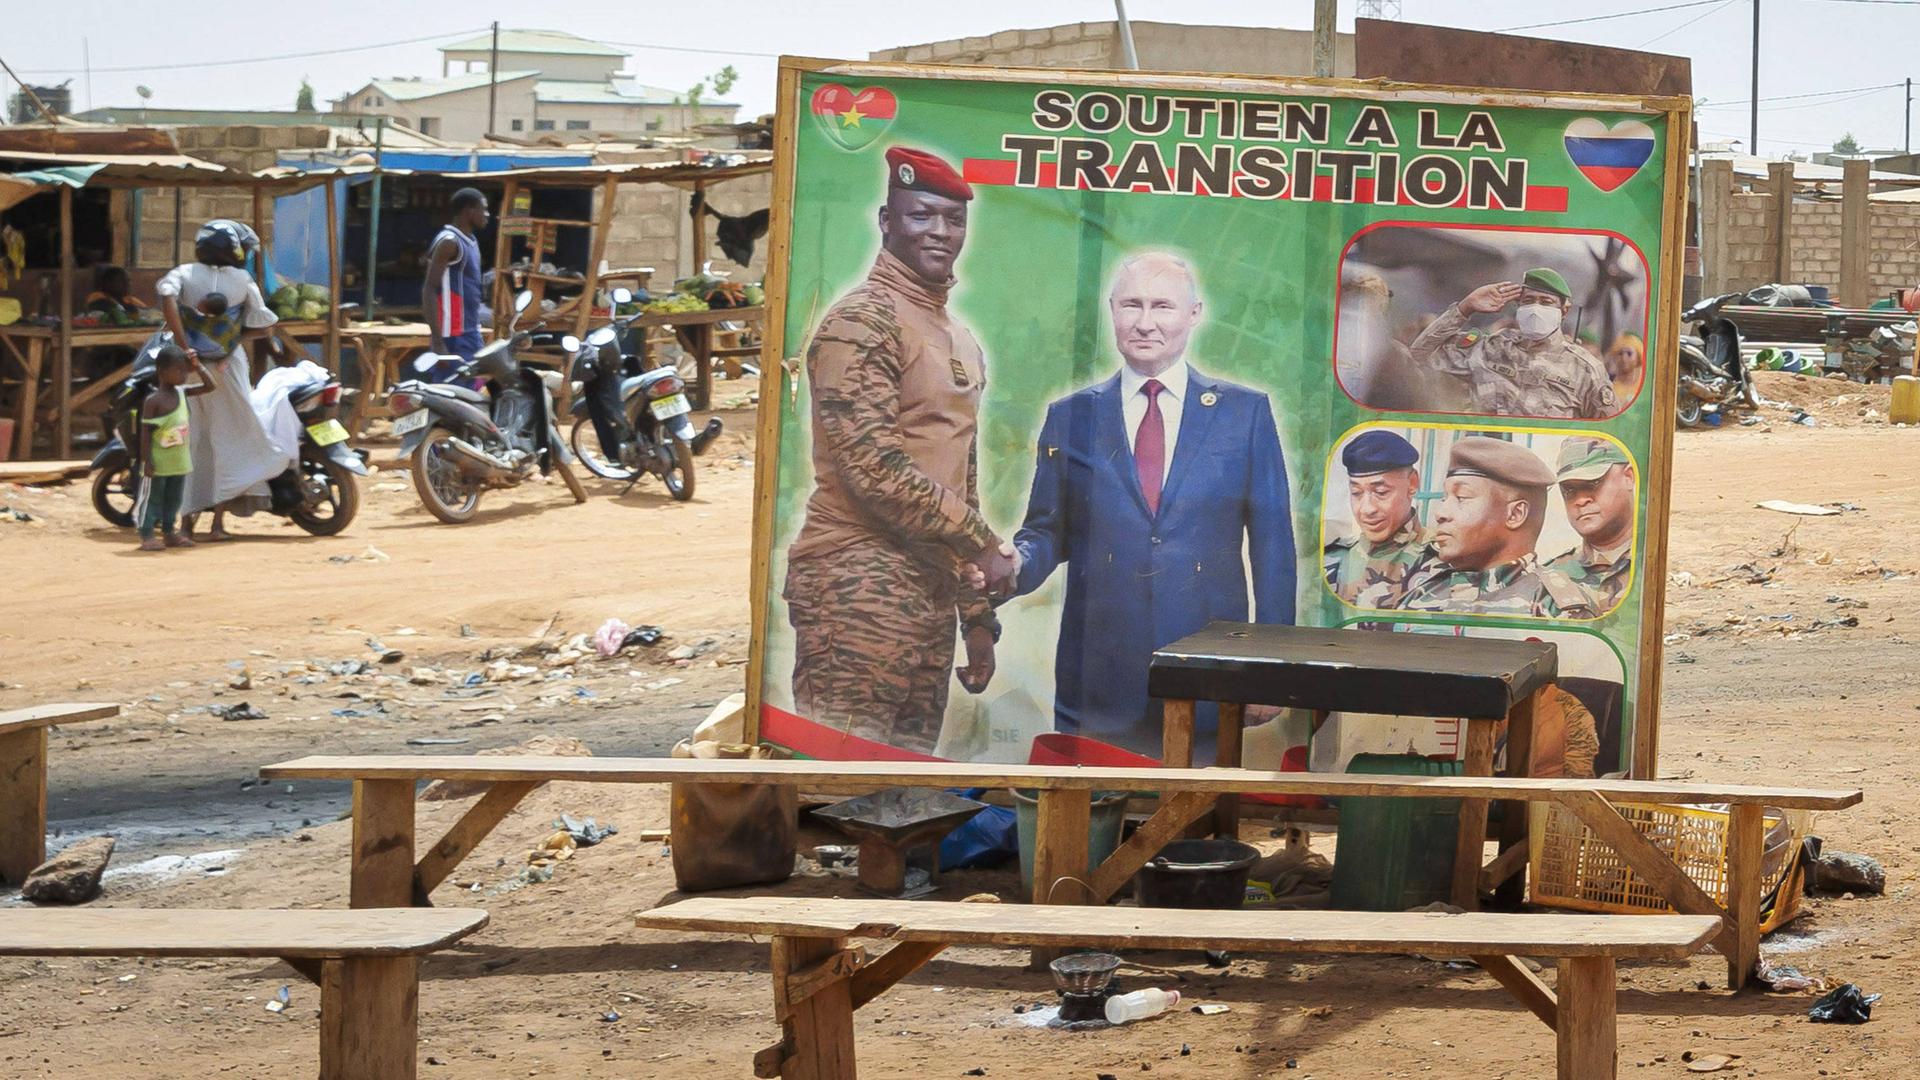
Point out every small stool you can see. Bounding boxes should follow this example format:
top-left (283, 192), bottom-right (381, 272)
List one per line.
top-left (1148, 621), bottom-right (1558, 909)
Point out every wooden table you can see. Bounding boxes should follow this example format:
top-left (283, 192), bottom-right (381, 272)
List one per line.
top-left (343, 323), bottom-right (442, 437)
top-left (0, 703), bottom-right (121, 885)
top-left (0, 321), bottom-right (337, 460)
top-left (1150, 622), bottom-right (1556, 909)
top-left (630, 304), bottom-right (763, 410)
top-left (0, 906), bottom-right (487, 1079)
top-left (640, 897), bottom-right (1723, 1080)
top-left (260, 753), bottom-right (1857, 988)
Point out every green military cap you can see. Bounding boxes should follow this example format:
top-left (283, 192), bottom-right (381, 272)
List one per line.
top-left (1446, 436), bottom-right (1555, 491)
top-left (1521, 268), bottom-right (1572, 300)
top-left (1555, 436), bottom-right (1631, 482)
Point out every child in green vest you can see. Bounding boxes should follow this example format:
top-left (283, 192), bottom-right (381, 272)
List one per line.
top-left (137, 345), bottom-right (215, 551)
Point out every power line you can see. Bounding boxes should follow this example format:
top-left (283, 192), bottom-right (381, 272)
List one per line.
top-left (1638, 0), bottom-right (1739, 46)
top-left (1498, 0), bottom-right (1721, 32)
top-left (1698, 81), bottom-right (1904, 107)
top-left (14, 28), bottom-right (488, 76)
top-left (601, 39), bottom-right (781, 59)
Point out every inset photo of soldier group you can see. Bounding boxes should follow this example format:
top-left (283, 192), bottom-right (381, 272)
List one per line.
top-left (1323, 424), bottom-right (1638, 621)
top-left (1333, 222), bottom-right (1650, 420)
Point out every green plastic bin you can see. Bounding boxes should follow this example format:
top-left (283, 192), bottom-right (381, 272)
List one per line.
top-left (1330, 753), bottom-right (1463, 912)
top-left (1012, 789), bottom-right (1130, 899)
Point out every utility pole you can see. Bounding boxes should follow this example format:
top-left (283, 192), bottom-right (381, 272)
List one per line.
top-left (1749, 0), bottom-right (1760, 156)
top-left (1314, 0), bottom-right (1338, 77)
top-left (1906, 77), bottom-right (1912, 156)
top-left (487, 19), bottom-right (503, 136)
top-left (1113, 1), bottom-right (1139, 70)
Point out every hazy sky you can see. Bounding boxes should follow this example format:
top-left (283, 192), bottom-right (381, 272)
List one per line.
top-left (8, 1), bottom-right (1915, 156)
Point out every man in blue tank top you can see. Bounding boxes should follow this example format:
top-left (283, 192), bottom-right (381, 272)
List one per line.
top-left (422, 187), bottom-right (490, 382)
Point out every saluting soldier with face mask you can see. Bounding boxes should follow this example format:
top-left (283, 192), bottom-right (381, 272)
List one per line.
top-left (1408, 268), bottom-right (1618, 420)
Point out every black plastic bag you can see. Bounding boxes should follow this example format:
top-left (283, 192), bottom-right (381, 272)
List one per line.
top-left (1809, 984), bottom-right (1880, 1024)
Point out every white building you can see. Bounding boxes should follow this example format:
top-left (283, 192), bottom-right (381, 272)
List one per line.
top-left (333, 29), bottom-right (739, 142)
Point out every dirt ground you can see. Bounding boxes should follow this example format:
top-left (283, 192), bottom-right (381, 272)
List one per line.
top-left (1, 374), bottom-right (1912, 1078)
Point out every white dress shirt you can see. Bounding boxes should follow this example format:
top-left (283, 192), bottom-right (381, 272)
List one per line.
top-left (1119, 359), bottom-right (1189, 486)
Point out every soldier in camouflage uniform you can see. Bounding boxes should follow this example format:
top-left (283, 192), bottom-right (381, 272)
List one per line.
top-left (1324, 429), bottom-right (1435, 608)
top-left (1543, 436), bottom-right (1636, 612)
top-left (1409, 268), bottom-right (1619, 419)
top-left (783, 148), bottom-right (1014, 754)
top-left (1395, 436), bottom-right (1601, 619)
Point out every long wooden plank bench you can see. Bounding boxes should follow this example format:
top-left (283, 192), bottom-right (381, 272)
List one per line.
top-left (0, 702), bottom-right (120, 885)
top-left (261, 754), bottom-right (1859, 990)
top-left (0, 907), bottom-right (488, 1079)
top-left (637, 897), bottom-right (1723, 1080)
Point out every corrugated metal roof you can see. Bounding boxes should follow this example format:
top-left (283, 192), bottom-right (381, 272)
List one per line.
top-left (439, 29), bottom-right (627, 57)
top-left (367, 71), bottom-right (540, 102)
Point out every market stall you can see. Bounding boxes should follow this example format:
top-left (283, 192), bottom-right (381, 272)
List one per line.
top-left (465, 159), bottom-right (771, 410)
top-left (0, 154), bottom-right (362, 460)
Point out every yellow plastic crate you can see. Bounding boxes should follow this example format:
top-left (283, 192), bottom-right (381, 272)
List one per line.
top-left (1527, 801), bottom-right (1809, 933)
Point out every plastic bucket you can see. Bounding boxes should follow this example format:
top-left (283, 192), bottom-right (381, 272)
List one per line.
top-left (1133, 838), bottom-right (1260, 910)
top-left (1012, 788), bottom-right (1130, 899)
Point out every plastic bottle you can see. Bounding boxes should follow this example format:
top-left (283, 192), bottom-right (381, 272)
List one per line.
top-left (1104, 988), bottom-right (1181, 1025)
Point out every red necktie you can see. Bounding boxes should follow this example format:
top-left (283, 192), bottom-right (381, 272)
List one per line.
top-left (1135, 378), bottom-right (1165, 516)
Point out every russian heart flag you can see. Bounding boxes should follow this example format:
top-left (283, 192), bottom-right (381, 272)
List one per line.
top-left (1564, 118), bottom-right (1655, 193)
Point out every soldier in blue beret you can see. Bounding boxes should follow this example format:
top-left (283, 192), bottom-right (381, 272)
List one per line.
top-left (1325, 430), bottom-right (1435, 608)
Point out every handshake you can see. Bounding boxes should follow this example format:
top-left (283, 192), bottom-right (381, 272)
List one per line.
top-left (963, 538), bottom-right (1022, 600)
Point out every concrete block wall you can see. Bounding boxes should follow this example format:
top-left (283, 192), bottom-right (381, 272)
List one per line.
top-left (873, 21), bottom-right (1119, 69)
top-left (592, 148), bottom-right (774, 286)
top-left (135, 125), bottom-right (331, 268)
top-left (1720, 192), bottom-right (1777, 291)
top-left (1788, 202), bottom-right (1844, 288)
top-left (1868, 203), bottom-right (1920, 298)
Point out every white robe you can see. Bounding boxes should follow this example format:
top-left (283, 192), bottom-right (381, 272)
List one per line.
top-left (154, 263), bottom-right (284, 515)
top-left (250, 360), bottom-right (331, 475)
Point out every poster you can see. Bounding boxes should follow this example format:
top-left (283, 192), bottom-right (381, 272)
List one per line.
top-left (749, 60), bottom-right (1686, 778)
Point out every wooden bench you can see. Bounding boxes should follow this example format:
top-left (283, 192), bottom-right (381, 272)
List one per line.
top-left (637, 896), bottom-right (1722, 1080)
top-left (261, 755), bottom-right (1858, 990)
top-left (0, 907), bottom-right (488, 1079)
top-left (0, 702), bottom-right (120, 885)
top-left (1149, 622), bottom-right (1558, 909)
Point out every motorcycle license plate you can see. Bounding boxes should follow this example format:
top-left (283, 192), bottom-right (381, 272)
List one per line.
top-left (649, 392), bottom-right (691, 420)
top-left (391, 409), bottom-right (430, 436)
top-left (306, 419), bottom-right (350, 447)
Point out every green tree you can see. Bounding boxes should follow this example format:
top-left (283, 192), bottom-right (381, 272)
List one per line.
top-left (1832, 132), bottom-right (1861, 155)
top-left (296, 78), bottom-right (315, 112)
top-left (710, 65), bottom-right (739, 98)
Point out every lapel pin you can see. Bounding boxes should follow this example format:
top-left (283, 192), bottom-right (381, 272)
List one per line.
top-left (1199, 391), bottom-right (1218, 407)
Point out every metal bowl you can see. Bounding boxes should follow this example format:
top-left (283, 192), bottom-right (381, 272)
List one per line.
top-left (1049, 952), bottom-right (1122, 995)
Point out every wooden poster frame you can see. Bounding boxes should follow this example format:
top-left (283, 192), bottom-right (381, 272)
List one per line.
top-left (744, 56), bottom-right (1690, 779)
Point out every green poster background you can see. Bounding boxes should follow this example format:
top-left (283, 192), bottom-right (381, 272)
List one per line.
top-left (756, 65), bottom-right (1677, 773)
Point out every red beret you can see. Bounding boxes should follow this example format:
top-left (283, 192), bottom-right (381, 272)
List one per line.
top-left (885, 146), bottom-right (972, 202)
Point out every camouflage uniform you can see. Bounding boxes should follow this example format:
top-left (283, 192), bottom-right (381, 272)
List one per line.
top-left (1396, 553), bottom-right (1601, 620)
top-left (1543, 541), bottom-right (1632, 612)
top-left (1324, 516), bottom-right (1436, 609)
top-left (784, 249), bottom-right (999, 754)
top-left (1409, 305), bottom-right (1619, 419)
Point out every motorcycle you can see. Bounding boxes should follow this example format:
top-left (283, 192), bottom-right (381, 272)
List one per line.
top-left (1677, 291), bottom-right (1761, 427)
top-left (387, 290), bottom-right (587, 524)
top-left (90, 343), bottom-right (366, 536)
top-left (565, 288), bottom-right (723, 501)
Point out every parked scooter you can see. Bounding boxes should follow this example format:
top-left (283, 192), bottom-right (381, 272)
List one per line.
top-left (1677, 291), bottom-right (1761, 427)
top-left (90, 340), bottom-right (366, 535)
top-left (566, 288), bottom-right (723, 500)
top-left (387, 290), bottom-right (587, 524)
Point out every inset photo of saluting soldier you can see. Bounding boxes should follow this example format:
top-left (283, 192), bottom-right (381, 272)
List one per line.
top-left (1334, 223), bottom-right (1648, 420)
top-left (1322, 426), bottom-right (1639, 620)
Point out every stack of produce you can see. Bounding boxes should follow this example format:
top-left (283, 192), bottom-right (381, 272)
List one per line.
top-left (269, 282), bottom-right (332, 322)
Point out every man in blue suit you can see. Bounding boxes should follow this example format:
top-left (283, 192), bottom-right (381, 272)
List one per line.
top-left (999, 251), bottom-right (1296, 762)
